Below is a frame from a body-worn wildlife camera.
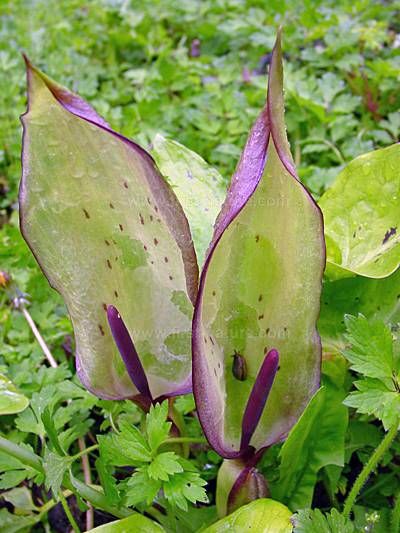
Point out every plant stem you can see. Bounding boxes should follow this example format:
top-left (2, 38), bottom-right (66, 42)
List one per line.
top-left (0, 435), bottom-right (44, 473)
top-left (163, 436), bottom-right (207, 445)
top-left (20, 305), bottom-right (58, 368)
top-left (78, 437), bottom-right (94, 531)
top-left (72, 444), bottom-right (99, 461)
top-left (392, 490), bottom-right (400, 533)
top-left (67, 475), bottom-right (131, 519)
top-left (342, 423), bottom-right (398, 518)
top-left (59, 490), bottom-right (81, 533)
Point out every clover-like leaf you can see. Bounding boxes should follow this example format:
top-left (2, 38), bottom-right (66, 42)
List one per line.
top-left (192, 30), bottom-right (325, 457)
top-left (19, 59), bottom-right (198, 400)
top-left (319, 143), bottom-right (400, 279)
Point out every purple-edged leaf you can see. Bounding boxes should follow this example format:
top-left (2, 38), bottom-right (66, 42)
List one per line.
top-left (106, 306), bottom-right (152, 400)
top-left (19, 60), bottom-right (198, 400)
top-left (192, 30), bottom-right (325, 457)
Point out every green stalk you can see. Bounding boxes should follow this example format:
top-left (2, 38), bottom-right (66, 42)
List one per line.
top-left (342, 423), bottom-right (398, 518)
top-left (59, 490), bottom-right (81, 533)
top-left (392, 490), bottom-right (400, 533)
top-left (0, 435), bottom-right (44, 473)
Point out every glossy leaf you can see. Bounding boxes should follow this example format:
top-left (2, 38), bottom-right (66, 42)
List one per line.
top-left (319, 268), bottom-right (400, 353)
top-left (273, 386), bottom-right (348, 510)
top-left (319, 143), bottom-right (400, 279)
top-left (0, 374), bottom-right (29, 416)
top-left (87, 512), bottom-right (164, 532)
top-left (20, 60), bottom-right (198, 400)
top-left (203, 499), bottom-right (292, 533)
top-left (192, 30), bottom-right (325, 457)
top-left (152, 134), bottom-right (226, 266)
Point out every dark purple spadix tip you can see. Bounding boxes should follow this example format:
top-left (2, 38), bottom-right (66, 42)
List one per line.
top-left (240, 349), bottom-right (279, 451)
top-left (107, 305), bottom-right (152, 400)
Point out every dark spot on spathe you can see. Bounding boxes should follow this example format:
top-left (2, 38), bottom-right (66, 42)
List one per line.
top-left (105, 239), bottom-right (110, 246)
top-left (82, 208), bottom-right (90, 219)
top-left (255, 235), bottom-right (260, 243)
top-left (139, 214), bottom-right (144, 225)
top-left (98, 324), bottom-right (105, 336)
top-left (123, 181), bottom-right (129, 189)
top-left (114, 290), bottom-right (119, 298)
top-left (109, 202), bottom-right (114, 209)
top-left (119, 224), bottom-right (124, 231)
top-left (154, 238), bottom-right (158, 245)
top-left (382, 227), bottom-right (397, 244)
top-left (107, 259), bottom-right (112, 269)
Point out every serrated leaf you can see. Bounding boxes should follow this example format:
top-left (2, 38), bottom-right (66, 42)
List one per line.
top-left (163, 471), bottom-right (208, 511)
top-left (343, 314), bottom-right (394, 380)
top-left (344, 378), bottom-right (400, 430)
top-left (43, 449), bottom-right (72, 495)
top-left (124, 469), bottom-right (161, 507)
top-left (20, 60), bottom-right (198, 400)
top-left (152, 134), bottom-right (226, 266)
top-left (274, 385), bottom-right (348, 510)
top-left (192, 30), bottom-right (324, 456)
top-left (96, 457), bottom-right (120, 507)
top-left (292, 508), bottom-right (354, 533)
top-left (146, 401), bottom-right (171, 452)
top-left (203, 499), bottom-right (292, 533)
top-left (98, 423), bottom-right (152, 467)
top-left (319, 143), bottom-right (400, 279)
top-left (0, 373), bottom-right (29, 415)
top-left (147, 452), bottom-right (183, 481)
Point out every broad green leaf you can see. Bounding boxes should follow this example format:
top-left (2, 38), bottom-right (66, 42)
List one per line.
top-left (0, 373), bottom-right (29, 415)
top-left (87, 512), bottom-right (165, 532)
top-left (0, 508), bottom-right (38, 533)
top-left (152, 134), bottom-right (226, 266)
top-left (319, 268), bottom-right (400, 353)
top-left (203, 499), bottom-right (292, 533)
top-left (192, 31), bottom-right (324, 455)
top-left (319, 143), bottom-right (400, 279)
top-left (273, 386), bottom-right (348, 510)
top-left (20, 61), bottom-right (198, 400)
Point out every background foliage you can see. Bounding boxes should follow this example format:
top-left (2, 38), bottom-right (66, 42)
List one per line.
top-left (0, 0), bottom-right (399, 531)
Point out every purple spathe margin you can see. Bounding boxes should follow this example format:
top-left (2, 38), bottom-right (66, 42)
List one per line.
top-left (19, 58), bottom-right (198, 400)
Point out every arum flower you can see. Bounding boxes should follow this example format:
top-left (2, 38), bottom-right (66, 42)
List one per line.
top-left (19, 30), bottom-right (324, 505)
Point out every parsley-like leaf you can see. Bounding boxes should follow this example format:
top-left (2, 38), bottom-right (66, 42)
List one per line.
top-left (292, 508), bottom-right (354, 532)
top-left (146, 401), bottom-right (171, 453)
top-left (147, 452), bottom-right (184, 481)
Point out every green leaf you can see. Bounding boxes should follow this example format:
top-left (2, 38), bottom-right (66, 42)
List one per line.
top-left (98, 423), bottom-right (152, 467)
top-left (319, 143), bottom-right (400, 279)
top-left (41, 406), bottom-right (65, 456)
top-left (0, 373), bottom-right (29, 415)
top-left (0, 508), bottom-right (38, 533)
top-left (20, 61), bottom-right (198, 400)
top-left (274, 386), bottom-right (348, 510)
top-left (163, 471), bottom-right (208, 511)
top-left (202, 499), bottom-right (292, 532)
top-left (86, 512), bottom-right (165, 532)
top-left (192, 29), bottom-right (324, 455)
top-left (96, 458), bottom-right (120, 507)
top-left (319, 268), bottom-right (400, 352)
top-left (43, 449), bottom-right (72, 496)
top-left (147, 452), bottom-right (183, 481)
top-left (146, 401), bottom-right (171, 453)
top-left (343, 378), bottom-right (400, 430)
top-left (343, 315), bottom-right (394, 380)
top-left (152, 134), bottom-right (226, 266)
top-left (124, 469), bottom-right (161, 507)
top-left (292, 508), bottom-right (354, 532)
